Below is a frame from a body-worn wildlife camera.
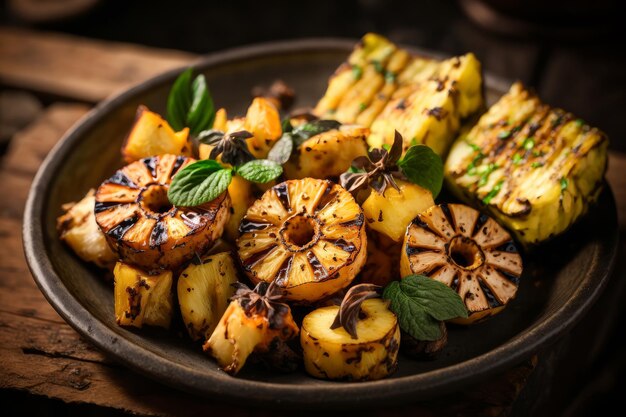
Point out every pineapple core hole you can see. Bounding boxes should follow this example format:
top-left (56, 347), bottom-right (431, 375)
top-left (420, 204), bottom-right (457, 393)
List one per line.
top-left (141, 185), bottom-right (173, 215)
top-left (281, 214), bottom-right (319, 250)
top-left (448, 236), bottom-right (484, 270)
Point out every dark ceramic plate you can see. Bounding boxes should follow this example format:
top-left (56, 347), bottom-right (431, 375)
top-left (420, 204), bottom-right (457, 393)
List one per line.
top-left (23, 39), bottom-right (618, 409)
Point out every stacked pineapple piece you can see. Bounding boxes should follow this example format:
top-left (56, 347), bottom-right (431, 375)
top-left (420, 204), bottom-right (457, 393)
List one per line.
top-left (314, 33), bottom-right (483, 155)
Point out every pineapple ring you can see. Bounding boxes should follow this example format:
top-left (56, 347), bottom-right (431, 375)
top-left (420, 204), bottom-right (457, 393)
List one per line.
top-left (400, 203), bottom-right (523, 324)
top-left (95, 154), bottom-right (231, 270)
top-left (237, 178), bottom-right (367, 303)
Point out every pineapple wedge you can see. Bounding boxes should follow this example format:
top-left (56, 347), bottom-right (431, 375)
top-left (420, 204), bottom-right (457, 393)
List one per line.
top-left (113, 262), bottom-right (173, 329)
top-left (199, 99), bottom-right (282, 161)
top-left (57, 189), bottom-right (116, 269)
top-left (223, 175), bottom-right (256, 241)
top-left (361, 179), bottom-right (435, 242)
top-left (177, 252), bottom-right (238, 341)
top-left (121, 106), bottom-right (191, 163)
top-left (284, 125), bottom-right (369, 180)
top-left (237, 178), bottom-right (367, 303)
top-left (445, 82), bottom-right (609, 246)
top-left (203, 282), bottom-right (299, 375)
top-left (301, 298), bottom-right (400, 381)
top-left (314, 33), bottom-right (483, 155)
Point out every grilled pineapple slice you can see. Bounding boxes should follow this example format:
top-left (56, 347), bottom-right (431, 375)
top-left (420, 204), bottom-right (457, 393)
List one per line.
top-left (177, 252), bottom-right (238, 341)
top-left (314, 33), bottom-right (483, 155)
top-left (95, 154), bottom-right (231, 270)
top-left (401, 204), bottom-right (523, 324)
top-left (57, 189), bottom-right (116, 269)
top-left (204, 282), bottom-right (299, 375)
top-left (113, 262), bottom-right (173, 329)
top-left (301, 299), bottom-right (400, 381)
top-left (445, 82), bottom-right (608, 246)
top-left (284, 125), bottom-right (369, 180)
top-left (237, 178), bottom-right (367, 303)
top-left (121, 106), bottom-right (191, 163)
top-left (361, 179), bottom-right (435, 242)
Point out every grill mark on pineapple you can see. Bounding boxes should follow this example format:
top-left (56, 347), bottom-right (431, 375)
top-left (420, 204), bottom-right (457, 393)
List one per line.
top-left (340, 212), bottom-right (364, 228)
top-left (107, 171), bottom-right (136, 188)
top-left (149, 221), bottom-right (167, 249)
top-left (94, 201), bottom-right (122, 213)
top-left (328, 238), bottom-right (356, 253)
top-left (471, 213), bottom-right (490, 238)
top-left (478, 278), bottom-right (502, 308)
top-left (306, 251), bottom-right (328, 281)
top-left (275, 257), bottom-right (293, 287)
top-left (440, 203), bottom-right (456, 231)
top-left (170, 155), bottom-right (187, 176)
top-left (107, 216), bottom-right (138, 240)
top-left (274, 183), bottom-right (291, 212)
top-left (239, 219), bottom-right (272, 233)
top-left (143, 156), bottom-right (158, 180)
top-left (241, 246), bottom-right (276, 270)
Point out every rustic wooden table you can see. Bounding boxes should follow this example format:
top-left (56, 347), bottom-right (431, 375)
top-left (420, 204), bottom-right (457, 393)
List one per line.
top-left (0, 27), bottom-right (624, 416)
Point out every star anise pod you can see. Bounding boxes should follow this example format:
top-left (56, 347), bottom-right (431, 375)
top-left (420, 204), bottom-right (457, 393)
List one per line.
top-left (230, 281), bottom-right (290, 329)
top-left (339, 130), bottom-right (404, 196)
top-left (197, 129), bottom-right (255, 166)
top-left (330, 284), bottom-right (382, 339)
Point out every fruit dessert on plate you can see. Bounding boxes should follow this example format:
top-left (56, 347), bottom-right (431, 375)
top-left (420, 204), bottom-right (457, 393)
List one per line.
top-left (57, 33), bottom-right (608, 381)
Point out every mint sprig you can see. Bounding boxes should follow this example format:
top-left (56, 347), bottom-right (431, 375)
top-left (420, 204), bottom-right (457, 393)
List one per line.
top-left (397, 145), bottom-right (444, 198)
top-left (167, 158), bottom-right (282, 207)
top-left (383, 275), bottom-right (467, 340)
top-left (167, 68), bottom-right (215, 135)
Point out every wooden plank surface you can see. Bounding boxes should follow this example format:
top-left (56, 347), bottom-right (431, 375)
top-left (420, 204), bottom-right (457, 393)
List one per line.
top-left (0, 104), bottom-right (548, 417)
top-left (0, 27), bottom-right (196, 102)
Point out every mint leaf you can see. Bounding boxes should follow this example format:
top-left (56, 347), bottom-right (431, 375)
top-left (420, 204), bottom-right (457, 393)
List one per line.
top-left (397, 145), bottom-right (444, 198)
top-left (167, 68), bottom-right (192, 131)
top-left (237, 159), bottom-right (283, 183)
top-left (168, 160), bottom-right (231, 206)
top-left (383, 275), bottom-right (467, 340)
top-left (267, 133), bottom-right (294, 164)
top-left (166, 68), bottom-right (215, 134)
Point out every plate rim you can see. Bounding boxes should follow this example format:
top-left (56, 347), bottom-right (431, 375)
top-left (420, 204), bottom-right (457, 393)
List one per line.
top-left (22, 38), bottom-right (619, 408)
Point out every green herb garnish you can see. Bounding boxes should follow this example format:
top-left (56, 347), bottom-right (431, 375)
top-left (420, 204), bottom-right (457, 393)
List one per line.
top-left (482, 179), bottom-right (504, 204)
top-left (531, 161), bottom-right (544, 168)
top-left (372, 60), bottom-right (384, 74)
top-left (383, 275), bottom-right (467, 341)
top-left (384, 71), bottom-right (396, 84)
top-left (497, 130), bottom-right (512, 140)
top-left (523, 137), bottom-right (535, 151)
top-left (512, 153), bottom-right (523, 165)
top-left (397, 144), bottom-right (444, 197)
top-left (560, 177), bottom-right (569, 192)
top-left (167, 68), bottom-right (215, 135)
top-left (268, 119), bottom-right (341, 164)
top-left (478, 163), bottom-right (498, 187)
top-left (352, 64), bottom-right (363, 80)
top-left (167, 160), bottom-right (232, 207)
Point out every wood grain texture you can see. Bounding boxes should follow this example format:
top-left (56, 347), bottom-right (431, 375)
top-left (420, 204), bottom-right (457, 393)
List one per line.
top-left (0, 108), bottom-right (624, 415)
top-left (0, 27), bottom-right (196, 102)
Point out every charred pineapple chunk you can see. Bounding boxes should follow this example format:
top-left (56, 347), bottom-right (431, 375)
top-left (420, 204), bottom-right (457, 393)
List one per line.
top-left (95, 154), bottom-right (231, 270)
top-left (204, 282), bottom-right (299, 375)
top-left (113, 262), bottom-right (173, 329)
top-left (177, 252), bottom-right (238, 341)
top-left (445, 82), bottom-right (608, 246)
top-left (121, 106), bottom-right (191, 163)
top-left (57, 189), bottom-right (116, 269)
top-left (237, 178), bottom-right (367, 303)
top-left (401, 204), bottom-right (523, 324)
top-left (314, 33), bottom-right (483, 155)
top-left (284, 125), bottom-right (369, 180)
top-left (301, 298), bottom-right (400, 381)
top-left (358, 230), bottom-right (401, 287)
top-left (361, 179), bottom-right (435, 242)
